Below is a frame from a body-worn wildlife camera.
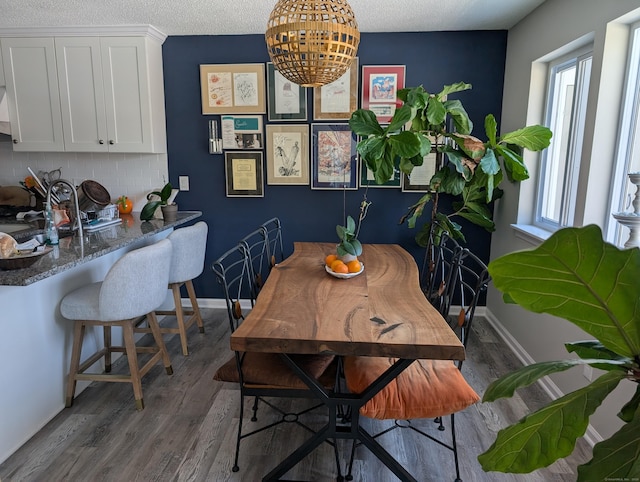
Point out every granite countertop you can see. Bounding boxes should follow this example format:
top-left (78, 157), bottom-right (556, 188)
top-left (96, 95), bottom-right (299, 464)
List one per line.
top-left (0, 211), bottom-right (202, 286)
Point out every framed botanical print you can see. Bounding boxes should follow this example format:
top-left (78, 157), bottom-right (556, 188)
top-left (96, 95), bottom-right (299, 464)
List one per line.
top-left (200, 63), bottom-right (266, 115)
top-left (313, 59), bottom-right (359, 120)
top-left (266, 63), bottom-right (308, 121)
top-left (361, 65), bottom-right (406, 123)
top-left (224, 151), bottom-right (264, 197)
top-left (401, 150), bottom-right (439, 192)
top-left (265, 124), bottom-right (310, 185)
top-left (311, 124), bottom-right (358, 190)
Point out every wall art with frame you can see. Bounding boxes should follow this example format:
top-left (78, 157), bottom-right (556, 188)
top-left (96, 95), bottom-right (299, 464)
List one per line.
top-left (311, 123), bottom-right (358, 190)
top-left (313, 59), bottom-right (358, 120)
top-left (265, 124), bottom-right (309, 185)
top-left (200, 63), bottom-right (265, 115)
top-left (266, 63), bottom-right (307, 121)
top-left (361, 65), bottom-right (405, 123)
top-left (221, 115), bottom-right (263, 150)
top-left (224, 151), bottom-right (264, 197)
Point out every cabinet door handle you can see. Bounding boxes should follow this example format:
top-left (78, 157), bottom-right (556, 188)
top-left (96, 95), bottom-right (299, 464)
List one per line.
top-left (99, 139), bottom-right (104, 145)
top-left (109, 140), bottom-right (114, 145)
top-left (12, 139), bottom-right (18, 144)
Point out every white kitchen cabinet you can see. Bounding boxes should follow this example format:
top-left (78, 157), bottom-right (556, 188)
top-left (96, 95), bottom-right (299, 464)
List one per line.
top-left (1, 37), bottom-right (65, 151)
top-left (56, 36), bottom-right (166, 153)
top-left (0, 27), bottom-right (166, 153)
top-left (0, 44), bottom-right (5, 85)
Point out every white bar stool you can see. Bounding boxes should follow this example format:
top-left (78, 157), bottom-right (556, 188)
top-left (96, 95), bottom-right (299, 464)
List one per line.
top-left (152, 221), bottom-right (208, 355)
top-left (61, 239), bottom-right (174, 410)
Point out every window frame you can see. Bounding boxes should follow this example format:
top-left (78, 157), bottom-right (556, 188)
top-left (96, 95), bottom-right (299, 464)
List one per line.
top-left (534, 46), bottom-right (593, 232)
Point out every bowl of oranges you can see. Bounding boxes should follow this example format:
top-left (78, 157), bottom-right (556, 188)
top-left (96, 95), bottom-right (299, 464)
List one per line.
top-left (324, 253), bottom-right (364, 279)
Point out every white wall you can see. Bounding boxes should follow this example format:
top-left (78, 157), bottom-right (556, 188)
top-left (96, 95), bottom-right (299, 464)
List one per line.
top-left (490, 0), bottom-right (640, 440)
top-left (0, 140), bottom-right (168, 210)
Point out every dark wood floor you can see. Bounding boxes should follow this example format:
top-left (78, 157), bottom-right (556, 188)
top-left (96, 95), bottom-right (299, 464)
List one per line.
top-left (0, 308), bottom-right (592, 481)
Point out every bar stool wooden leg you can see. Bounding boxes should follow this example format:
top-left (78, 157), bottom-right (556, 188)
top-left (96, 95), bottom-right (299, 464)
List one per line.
top-left (122, 322), bottom-right (144, 410)
top-left (171, 284), bottom-right (190, 356)
top-left (147, 312), bottom-right (173, 374)
top-left (103, 325), bottom-right (112, 373)
top-left (186, 280), bottom-right (205, 333)
top-left (66, 321), bottom-right (85, 408)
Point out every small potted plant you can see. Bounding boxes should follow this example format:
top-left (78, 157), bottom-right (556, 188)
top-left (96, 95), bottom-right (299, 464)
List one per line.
top-left (336, 214), bottom-right (362, 262)
top-left (140, 182), bottom-right (177, 222)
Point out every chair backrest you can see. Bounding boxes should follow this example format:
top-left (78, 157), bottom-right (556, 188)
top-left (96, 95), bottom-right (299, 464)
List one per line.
top-left (446, 247), bottom-right (491, 349)
top-left (212, 244), bottom-right (254, 334)
top-left (422, 229), bottom-right (463, 317)
top-left (167, 221), bottom-right (208, 284)
top-left (260, 217), bottom-right (284, 268)
top-left (99, 238), bottom-right (172, 321)
top-left (239, 227), bottom-right (270, 299)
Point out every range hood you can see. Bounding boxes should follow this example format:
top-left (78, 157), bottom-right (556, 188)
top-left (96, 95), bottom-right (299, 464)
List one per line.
top-left (0, 86), bottom-right (11, 136)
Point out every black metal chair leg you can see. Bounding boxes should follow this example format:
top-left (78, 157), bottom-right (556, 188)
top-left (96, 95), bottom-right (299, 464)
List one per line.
top-left (451, 414), bottom-right (461, 482)
top-left (233, 395), bottom-right (245, 472)
top-left (345, 438), bottom-right (357, 481)
top-left (251, 395), bottom-right (259, 421)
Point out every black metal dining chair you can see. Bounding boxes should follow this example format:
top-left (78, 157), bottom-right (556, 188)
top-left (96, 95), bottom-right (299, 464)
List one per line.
top-left (260, 217), bottom-right (285, 268)
top-left (344, 245), bottom-right (491, 482)
top-left (211, 243), bottom-right (340, 476)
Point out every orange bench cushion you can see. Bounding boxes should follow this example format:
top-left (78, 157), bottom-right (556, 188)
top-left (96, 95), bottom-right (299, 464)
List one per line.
top-left (344, 356), bottom-right (479, 420)
top-left (214, 352), bottom-right (335, 390)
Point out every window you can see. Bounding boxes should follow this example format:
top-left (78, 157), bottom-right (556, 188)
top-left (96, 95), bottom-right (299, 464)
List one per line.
top-left (536, 48), bottom-right (593, 230)
top-left (607, 23), bottom-right (640, 246)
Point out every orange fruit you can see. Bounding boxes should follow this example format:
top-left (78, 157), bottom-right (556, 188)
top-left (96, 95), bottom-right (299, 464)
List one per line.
top-left (346, 260), bottom-right (361, 273)
top-left (325, 253), bottom-right (338, 267)
top-left (330, 259), bottom-right (348, 273)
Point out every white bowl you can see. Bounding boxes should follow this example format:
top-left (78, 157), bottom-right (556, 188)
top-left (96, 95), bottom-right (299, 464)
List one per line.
top-left (325, 263), bottom-right (364, 279)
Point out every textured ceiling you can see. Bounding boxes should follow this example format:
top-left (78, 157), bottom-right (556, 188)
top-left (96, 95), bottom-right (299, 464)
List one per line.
top-left (0, 0), bottom-right (546, 36)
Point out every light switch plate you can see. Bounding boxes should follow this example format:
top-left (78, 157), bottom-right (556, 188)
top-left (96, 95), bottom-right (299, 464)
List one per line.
top-left (179, 176), bottom-right (189, 191)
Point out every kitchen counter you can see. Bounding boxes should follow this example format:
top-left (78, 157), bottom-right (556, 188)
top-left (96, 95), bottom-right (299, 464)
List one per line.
top-left (0, 211), bottom-right (201, 286)
top-left (0, 210), bottom-right (203, 465)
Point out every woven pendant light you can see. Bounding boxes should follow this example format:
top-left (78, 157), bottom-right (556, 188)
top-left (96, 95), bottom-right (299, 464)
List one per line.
top-left (265, 0), bottom-right (360, 88)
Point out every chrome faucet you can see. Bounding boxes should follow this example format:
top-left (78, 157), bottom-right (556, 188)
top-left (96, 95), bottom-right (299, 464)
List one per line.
top-left (46, 179), bottom-right (84, 242)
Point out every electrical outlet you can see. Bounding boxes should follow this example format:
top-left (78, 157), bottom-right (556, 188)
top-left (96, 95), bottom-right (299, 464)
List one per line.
top-left (583, 364), bottom-right (593, 381)
top-left (179, 176), bottom-right (189, 191)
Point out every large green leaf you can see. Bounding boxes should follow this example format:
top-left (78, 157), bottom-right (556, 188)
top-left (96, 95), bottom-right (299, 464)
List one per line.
top-left (387, 104), bottom-right (413, 132)
top-left (140, 200), bottom-right (160, 221)
top-left (577, 408), bottom-right (640, 481)
top-left (500, 124), bottom-right (552, 151)
top-left (349, 109), bottom-right (385, 136)
top-left (444, 99), bottom-right (473, 135)
top-left (565, 340), bottom-right (631, 371)
top-left (488, 225), bottom-right (640, 358)
top-left (389, 130), bottom-right (421, 158)
top-left (494, 144), bottom-right (529, 181)
top-left (438, 81), bottom-right (472, 98)
top-left (426, 97), bottom-right (446, 125)
top-left (619, 386), bottom-right (640, 423)
top-left (479, 370), bottom-right (625, 473)
top-left (482, 359), bottom-right (624, 402)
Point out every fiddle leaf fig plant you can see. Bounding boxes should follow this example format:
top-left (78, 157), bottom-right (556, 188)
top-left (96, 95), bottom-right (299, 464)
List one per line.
top-left (478, 225), bottom-right (640, 481)
top-left (349, 82), bottom-right (552, 243)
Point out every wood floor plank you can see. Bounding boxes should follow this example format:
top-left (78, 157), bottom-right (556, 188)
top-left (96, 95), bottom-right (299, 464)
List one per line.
top-left (0, 310), bottom-right (592, 482)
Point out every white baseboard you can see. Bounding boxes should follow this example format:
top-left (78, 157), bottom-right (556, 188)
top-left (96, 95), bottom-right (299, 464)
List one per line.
top-left (483, 308), bottom-right (603, 447)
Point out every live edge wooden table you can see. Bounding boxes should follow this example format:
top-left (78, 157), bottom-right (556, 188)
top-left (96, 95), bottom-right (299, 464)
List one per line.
top-left (230, 242), bottom-right (465, 481)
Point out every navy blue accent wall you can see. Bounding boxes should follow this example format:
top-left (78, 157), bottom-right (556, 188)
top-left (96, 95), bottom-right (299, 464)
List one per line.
top-left (162, 31), bottom-right (507, 298)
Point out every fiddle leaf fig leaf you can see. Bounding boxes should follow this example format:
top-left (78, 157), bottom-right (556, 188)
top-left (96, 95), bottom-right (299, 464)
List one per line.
top-left (438, 81), bottom-right (472, 98)
top-left (389, 130), bottom-right (421, 158)
top-left (488, 225), bottom-right (640, 358)
top-left (478, 370), bottom-right (625, 473)
top-left (485, 114), bottom-right (498, 146)
top-left (494, 144), bottom-right (529, 181)
top-left (349, 109), bottom-right (385, 136)
top-left (618, 385), bottom-right (640, 423)
top-left (565, 340), bottom-right (630, 367)
top-left (500, 124), bottom-right (552, 151)
top-left (387, 104), bottom-right (413, 132)
top-left (577, 410), bottom-right (640, 481)
top-left (444, 99), bottom-right (473, 135)
top-left (426, 97), bottom-right (446, 126)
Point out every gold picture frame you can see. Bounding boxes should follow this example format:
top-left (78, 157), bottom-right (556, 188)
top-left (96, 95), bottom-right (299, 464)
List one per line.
top-left (313, 59), bottom-right (358, 120)
top-left (200, 63), bottom-right (266, 115)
